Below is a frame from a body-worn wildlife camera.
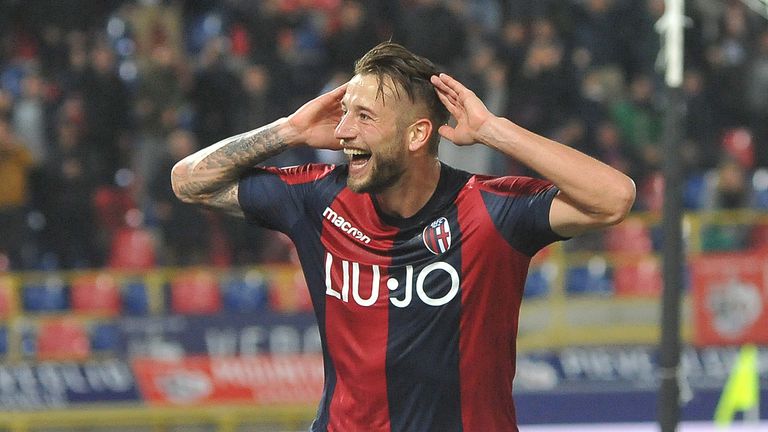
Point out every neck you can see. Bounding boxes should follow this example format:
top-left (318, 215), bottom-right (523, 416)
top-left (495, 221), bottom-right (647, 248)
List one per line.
top-left (374, 157), bottom-right (441, 219)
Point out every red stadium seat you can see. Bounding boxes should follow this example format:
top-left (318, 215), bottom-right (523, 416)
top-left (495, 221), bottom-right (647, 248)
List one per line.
top-left (93, 185), bottom-right (136, 233)
top-left (170, 270), bottom-right (222, 315)
top-left (70, 272), bottom-right (121, 316)
top-left (614, 257), bottom-right (662, 297)
top-left (604, 218), bottom-right (653, 254)
top-left (108, 227), bottom-right (157, 270)
top-left (749, 224), bottom-right (768, 250)
top-left (37, 318), bottom-right (90, 361)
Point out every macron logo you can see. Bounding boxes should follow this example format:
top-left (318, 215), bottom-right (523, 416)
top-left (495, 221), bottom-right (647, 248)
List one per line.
top-left (323, 207), bottom-right (372, 244)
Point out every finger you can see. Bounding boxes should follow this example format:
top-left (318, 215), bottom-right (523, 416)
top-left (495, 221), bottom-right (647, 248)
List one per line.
top-left (326, 82), bottom-right (349, 101)
top-left (437, 124), bottom-right (455, 142)
top-left (434, 74), bottom-right (460, 101)
top-left (430, 74), bottom-right (459, 101)
top-left (435, 88), bottom-right (459, 116)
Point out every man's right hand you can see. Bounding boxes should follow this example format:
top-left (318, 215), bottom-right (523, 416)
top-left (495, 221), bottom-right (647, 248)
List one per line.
top-left (286, 83), bottom-right (347, 150)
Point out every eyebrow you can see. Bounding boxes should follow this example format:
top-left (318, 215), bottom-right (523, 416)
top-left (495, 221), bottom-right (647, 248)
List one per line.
top-left (341, 100), bottom-right (378, 115)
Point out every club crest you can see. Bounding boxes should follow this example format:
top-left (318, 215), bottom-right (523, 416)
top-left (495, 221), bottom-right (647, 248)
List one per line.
top-left (423, 217), bottom-right (451, 255)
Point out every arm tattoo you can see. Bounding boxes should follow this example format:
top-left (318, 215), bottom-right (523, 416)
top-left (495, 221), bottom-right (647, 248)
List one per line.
top-left (173, 122), bottom-right (290, 216)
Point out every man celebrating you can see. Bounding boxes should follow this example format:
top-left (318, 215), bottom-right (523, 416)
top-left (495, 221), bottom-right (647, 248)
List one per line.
top-left (172, 42), bottom-right (635, 431)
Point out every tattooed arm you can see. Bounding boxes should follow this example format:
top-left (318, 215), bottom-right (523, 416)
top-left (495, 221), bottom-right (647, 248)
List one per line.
top-left (171, 83), bottom-right (347, 218)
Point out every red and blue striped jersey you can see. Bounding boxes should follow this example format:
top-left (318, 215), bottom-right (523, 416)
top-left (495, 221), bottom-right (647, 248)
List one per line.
top-left (239, 162), bottom-right (565, 432)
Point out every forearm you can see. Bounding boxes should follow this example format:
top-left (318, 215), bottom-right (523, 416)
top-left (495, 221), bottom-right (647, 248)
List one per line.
top-left (171, 118), bottom-right (297, 203)
top-left (477, 116), bottom-right (635, 221)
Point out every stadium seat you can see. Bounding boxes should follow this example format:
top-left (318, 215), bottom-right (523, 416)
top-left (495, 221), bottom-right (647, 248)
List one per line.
top-left (524, 267), bottom-right (551, 298)
top-left (108, 226), bottom-right (157, 270)
top-left (36, 318), bottom-right (90, 361)
top-left (613, 257), bottom-right (662, 297)
top-left (90, 321), bottom-right (120, 352)
top-left (565, 261), bottom-right (613, 296)
top-left (752, 168), bottom-right (768, 209)
top-left (604, 219), bottom-right (653, 254)
top-left (70, 273), bottom-right (121, 316)
top-left (170, 270), bottom-right (222, 315)
top-left (749, 223), bottom-right (768, 250)
top-left (21, 276), bottom-right (68, 312)
top-left (122, 279), bottom-right (150, 315)
top-left (92, 185), bottom-right (136, 234)
top-left (0, 326), bottom-right (7, 356)
top-left (683, 173), bottom-right (713, 209)
top-left (222, 270), bottom-right (269, 312)
top-left (0, 275), bottom-right (16, 318)
top-left (20, 324), bottom-right (36, 357)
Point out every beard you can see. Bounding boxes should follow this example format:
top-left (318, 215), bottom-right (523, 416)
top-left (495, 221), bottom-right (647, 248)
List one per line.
top-left (347, 141), bottom-right (407, 194)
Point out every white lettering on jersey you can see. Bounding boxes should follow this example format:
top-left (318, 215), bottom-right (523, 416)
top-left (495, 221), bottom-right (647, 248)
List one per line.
top-left (323, 207), bottom-right (372, 244)
top-left (324, 252), bottom-right (460, 308)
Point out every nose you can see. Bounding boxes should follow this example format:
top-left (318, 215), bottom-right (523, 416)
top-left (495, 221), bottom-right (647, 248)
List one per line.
top-left (334, 113), bottom-right (356, 140)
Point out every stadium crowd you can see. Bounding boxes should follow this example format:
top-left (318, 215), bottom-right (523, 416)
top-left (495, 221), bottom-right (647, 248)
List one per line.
top-left (0, 0), bottom-right (767, 271)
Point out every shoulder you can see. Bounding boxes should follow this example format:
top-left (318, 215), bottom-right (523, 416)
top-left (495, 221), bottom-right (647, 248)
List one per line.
top-left (470, 174), bottom-right (555, 197)
top-left (255, 163), bottom-right (341, 185)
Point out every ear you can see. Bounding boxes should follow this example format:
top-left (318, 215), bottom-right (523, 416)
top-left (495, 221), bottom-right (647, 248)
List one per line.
top-left (406, 118), bottom-right (433, 152)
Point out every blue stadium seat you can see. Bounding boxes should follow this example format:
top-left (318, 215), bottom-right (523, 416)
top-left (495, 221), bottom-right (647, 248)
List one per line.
top-left (22, 277), bottom-right (68, 312)
top-left (90, 321), bottom-right (120, 352)
top-left (222, 270), bottom-right (269, 312)
top-left (565, 262), bottom-right (613, 295)
top-left (752, 168), bottom-right (768, 209)
top-left (122, 279), bottom-right (150, 315)
top-left (683, 173), bottom-right (708, 209)
top-left (20, 325), bottom-right (36, 357)
top-left (524, 268), bottom-right (551, 298)
top-left (0, 326), bottom-right (7, 356)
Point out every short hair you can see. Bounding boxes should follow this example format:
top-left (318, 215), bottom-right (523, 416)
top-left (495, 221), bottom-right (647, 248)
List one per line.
top-left (354, 42), bottom-right (449, 153)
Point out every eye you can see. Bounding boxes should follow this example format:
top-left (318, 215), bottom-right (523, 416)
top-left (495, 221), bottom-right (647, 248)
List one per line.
top-left (359, 112), bottom-right (371, 120)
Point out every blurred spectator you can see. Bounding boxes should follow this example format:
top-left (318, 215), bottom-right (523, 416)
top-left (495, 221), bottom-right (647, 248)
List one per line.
top-left (0, 118), bottom-right (35, 268)
top-left (149, 129), bottom-right (212, 266)
top-left (610, 74), bottom-right (663, 180)
top-left (134, 43), bottom-right (188, 197)
top-left (233, 64), bottom-right (279, 133)
top-left (681, 69), bottom-right (719, 170)
top-left (572, 0), bottom-right (624, 69)
top-left (397, 0), bottom-right (467, 69)
top-left (80, 42), bottom-right (132, 184)
top-left (191, 38), bottom-right (238, 147)
top-left (709, 157), bottom-right (751, 210)
top-left (745, 29), bottom-right (768, 166)
top-left (509, 18), bottom-right (576, 133)
top-left (40, 122), bottom-right (99, 269)
top-left (704, 1), bottom-right (756, 129)
top-left (326, 1), bottom-right (380, 70)
top-left (12, 72), bottom-right (49, 165)
top-left (494, 19), bottom-right (528, 79)
top-left (594, 120), bottom-right (634, 176)
top-left (441, 47), bottom-right (511, 175)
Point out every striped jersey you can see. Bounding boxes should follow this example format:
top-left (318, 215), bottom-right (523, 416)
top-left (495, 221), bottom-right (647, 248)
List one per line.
top-left (238, 162), bottom-right (565, 432)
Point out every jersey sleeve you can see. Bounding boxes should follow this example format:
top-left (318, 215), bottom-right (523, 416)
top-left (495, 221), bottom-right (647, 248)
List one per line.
top-left (479, 176), bottom-right (568, 256)
top-left (238, 164), bottom-right (335, 233)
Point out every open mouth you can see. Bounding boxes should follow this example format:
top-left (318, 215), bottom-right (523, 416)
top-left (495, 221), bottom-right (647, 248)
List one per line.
top-left (344, 148), bottom-right (372, 170)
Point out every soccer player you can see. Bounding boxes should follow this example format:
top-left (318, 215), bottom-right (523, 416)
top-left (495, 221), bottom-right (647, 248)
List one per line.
top-left (172, 42), bottom-right (635, 431)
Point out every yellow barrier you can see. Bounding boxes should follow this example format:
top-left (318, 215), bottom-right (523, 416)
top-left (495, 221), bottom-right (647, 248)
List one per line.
top-left (0, 404), bottom-right (316, 432)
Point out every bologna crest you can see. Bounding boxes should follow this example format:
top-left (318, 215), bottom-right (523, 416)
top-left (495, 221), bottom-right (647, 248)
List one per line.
top-left (423, 217), bottom-right (451, 255)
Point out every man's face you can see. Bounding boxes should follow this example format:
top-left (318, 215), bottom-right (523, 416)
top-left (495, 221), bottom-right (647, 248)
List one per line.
top-left (335, 74), bottom-right (409, 193)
